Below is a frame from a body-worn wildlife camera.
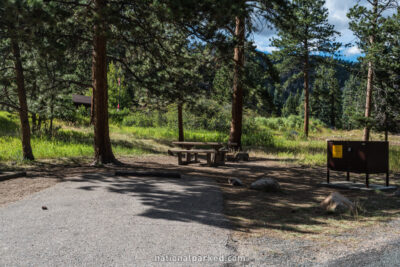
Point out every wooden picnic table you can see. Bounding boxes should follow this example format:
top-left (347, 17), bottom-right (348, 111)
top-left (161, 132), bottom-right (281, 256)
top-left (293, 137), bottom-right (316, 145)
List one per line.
top-left (172, 141), bottom-right (227, 150)
top-left (169, 141), bottom-right (237, 166)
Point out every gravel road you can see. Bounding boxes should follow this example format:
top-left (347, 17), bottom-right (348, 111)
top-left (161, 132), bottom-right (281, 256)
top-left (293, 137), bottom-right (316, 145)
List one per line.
top-left (0, 173), bottom-right (236, 266)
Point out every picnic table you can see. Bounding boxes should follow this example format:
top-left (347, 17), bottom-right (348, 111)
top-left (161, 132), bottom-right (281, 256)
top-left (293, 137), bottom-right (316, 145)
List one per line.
top-left (168, 141), bottom-right (237, 166)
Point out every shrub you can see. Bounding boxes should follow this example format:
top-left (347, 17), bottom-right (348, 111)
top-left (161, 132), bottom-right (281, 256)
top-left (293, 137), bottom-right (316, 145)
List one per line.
top-left (109, 108), bottom-right (130, 124)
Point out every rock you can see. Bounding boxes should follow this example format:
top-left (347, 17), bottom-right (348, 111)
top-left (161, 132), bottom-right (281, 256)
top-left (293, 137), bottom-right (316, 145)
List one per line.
top-left (234, 152), bottom-right (249, 161)
top-left (228, 178), bottom-right (243, 186)
top-left (250, 178), bottom-right (281, 192)
top-left (42, 206), bottom-right (48, 210)
top-left (394, 189), bottom-right (400, 197)
top-left (321, 192), bottom-right (354, 213)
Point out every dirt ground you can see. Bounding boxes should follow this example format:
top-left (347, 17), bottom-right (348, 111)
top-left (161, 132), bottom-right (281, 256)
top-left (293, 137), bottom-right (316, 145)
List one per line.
top-left (1, 154), bottom-right (400, 264)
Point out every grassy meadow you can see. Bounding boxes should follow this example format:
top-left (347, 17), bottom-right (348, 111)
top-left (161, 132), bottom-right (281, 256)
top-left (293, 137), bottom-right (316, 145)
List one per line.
top-left (1, 110), bottom-right (400, 172)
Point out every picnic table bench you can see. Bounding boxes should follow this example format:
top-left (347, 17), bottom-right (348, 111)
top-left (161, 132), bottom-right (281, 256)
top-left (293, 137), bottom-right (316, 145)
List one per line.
top-left (168, 142), bottom-right (236, 166)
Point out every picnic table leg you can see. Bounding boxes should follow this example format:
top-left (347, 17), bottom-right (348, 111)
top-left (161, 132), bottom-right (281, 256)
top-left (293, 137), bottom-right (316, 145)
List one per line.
top-left (187, 152), bottom-right (192, 164)
top-left (207, 153), bottom-right (214, 166)
top-left (194, 153), bottom-right (199, 163)
top-left (218, 151), bottom-right (226, 165)
top-left (178, 152), bottom-right (183, 165)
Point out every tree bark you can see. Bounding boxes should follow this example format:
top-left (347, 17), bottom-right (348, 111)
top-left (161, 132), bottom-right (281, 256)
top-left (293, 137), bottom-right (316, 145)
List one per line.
top-left (229, 15), bottom-right (245, 149)
top-left (11, 38), bottom-right (34, 161)
top-left (177, 102), bottom-right (184, 142)
top-left (363, 0), bottom-right (378, 141)
top-left (32, 113), bottom-right (37, 134)
top-left (330, 94), bottom-right (335, 127)
top-left (363, 58), bottom-right (374, 141)
top-left (92, 0), bottom-right (116, 164)
top-left (38, 115), bottom-right (42, 132)
top-left (303, 43), bottom-right (310, 137)
top-left (384, 112), bottom-right (388, 141)
top-left (90, 89), bottom-right (94, 125)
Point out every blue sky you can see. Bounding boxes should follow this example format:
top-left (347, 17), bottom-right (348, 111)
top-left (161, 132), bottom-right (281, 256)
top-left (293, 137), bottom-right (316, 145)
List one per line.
top-left (251, 0), bottom-right (364, 61)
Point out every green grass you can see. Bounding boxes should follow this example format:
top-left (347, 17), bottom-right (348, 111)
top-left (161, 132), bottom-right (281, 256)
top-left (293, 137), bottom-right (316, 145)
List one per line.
top-left (1, 111), bottom-right (400, 173)
top-left (113, 125), bottom-right (228, 142)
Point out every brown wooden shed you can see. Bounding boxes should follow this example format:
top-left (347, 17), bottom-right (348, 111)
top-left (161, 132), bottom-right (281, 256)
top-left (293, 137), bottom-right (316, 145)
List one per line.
top-left (72, 95), bottom-right (91, 108)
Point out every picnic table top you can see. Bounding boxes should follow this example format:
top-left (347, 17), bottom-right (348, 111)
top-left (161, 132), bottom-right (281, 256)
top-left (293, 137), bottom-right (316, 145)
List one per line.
top-left (169, 148), bottom-right (217, 153)
top-left (172, 141), bottom-right (223, 146)
top-left (172, 141), bottom-right (238, 147)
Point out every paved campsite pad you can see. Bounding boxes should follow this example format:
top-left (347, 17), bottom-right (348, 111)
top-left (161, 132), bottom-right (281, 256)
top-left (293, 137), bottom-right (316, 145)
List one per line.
top-left (2, 155), bottom-right (400, 266)
top-left (0, 172), bottom-right (234, 266)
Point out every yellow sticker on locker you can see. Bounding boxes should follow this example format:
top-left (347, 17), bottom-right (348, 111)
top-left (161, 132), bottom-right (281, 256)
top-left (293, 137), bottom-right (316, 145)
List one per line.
top-left (332, 145), bottom-right (343, 158)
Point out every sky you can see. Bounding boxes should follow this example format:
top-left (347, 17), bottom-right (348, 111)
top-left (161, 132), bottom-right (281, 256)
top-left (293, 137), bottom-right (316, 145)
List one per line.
top-left (252, 0), bottom-right (365, 62)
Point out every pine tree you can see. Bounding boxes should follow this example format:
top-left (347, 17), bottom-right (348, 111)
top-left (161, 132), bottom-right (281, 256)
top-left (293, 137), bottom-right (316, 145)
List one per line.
top-left (310, 64), bottom-right (341, 127)
top-left (341, 75), bottom-right (366, 130)
top-left (372, 10), bottom-right (400, 140)
top-left (0, 0), bottom-right (50, 160)
top-left (272, 0), bottom-right (339, 137)
top-left (347, 0), bottom-right (398, 141)
top-left (282, 92), bottom-right (299, 117)
top-left (227, 0), bottom-right (290, 149)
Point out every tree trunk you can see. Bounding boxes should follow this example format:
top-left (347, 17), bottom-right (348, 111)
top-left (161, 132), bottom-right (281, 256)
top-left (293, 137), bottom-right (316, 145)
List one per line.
top-left (363, 58), bottom-right (374, 141)
top-left (330, 94), bottom-right (335, 127)
top-left (32, 113), bottom-right (37, 134)
top-left (90, 90), bottom-right (94, 125)
top-left (363, 0), bottom-right (378, 141)
top-left (92, 0), bottom-right (116, 164)
top-left (49, 93), bottom-right (54, 135)
top-left (384, 112), bottom-right (388, 141)
top-left (178, 102), bottom-right (184, 142)
top-left (49, 117), bottom-right (53, 134)
top-left (38, 115), bottom-right (42, 132)
top-left (31, 80), bottom-right (37, 134)
top-left (303, 45), bottom-right (310, 137)
top-left (11, 38), bottom-right (34, 161)
top-left (229, 15), bottom-right (245, 149)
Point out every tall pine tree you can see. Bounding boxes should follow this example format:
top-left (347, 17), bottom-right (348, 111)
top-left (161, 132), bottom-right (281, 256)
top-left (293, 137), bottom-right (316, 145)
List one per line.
top-left (310, 63), bottom-right (341, 127)
top-left (347, 0), bottom-right (398, 140)
top-left (272, 0), bottom-right (339, 137)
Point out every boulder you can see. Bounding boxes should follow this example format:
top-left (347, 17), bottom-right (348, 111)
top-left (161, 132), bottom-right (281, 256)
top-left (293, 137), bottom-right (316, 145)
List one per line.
top-left (228, 178), bottom-right (243, 186)
top-left (250, 178), bottom-right (281, 192)
top-left (321, 192), bottom-right (354, 213)
top-left (234, 152), bottom-right (249, 161)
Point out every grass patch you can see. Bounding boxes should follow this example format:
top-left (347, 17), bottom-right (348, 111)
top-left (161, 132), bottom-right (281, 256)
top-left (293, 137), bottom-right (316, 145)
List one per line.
top-left (1, 111), bottom-right (400, 173)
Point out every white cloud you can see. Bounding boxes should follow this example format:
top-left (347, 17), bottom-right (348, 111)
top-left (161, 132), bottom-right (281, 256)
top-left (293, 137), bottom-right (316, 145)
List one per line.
top-left (263, 46), bottom-right (279, 53)
top-left (252, 0), bottom-right (362, 57)
top-left (252, 35), bottom-right (279, 53)
top-left (251, 0), bottom-right (395, 60)
top-left (345, 46), bottom-right (362, 55)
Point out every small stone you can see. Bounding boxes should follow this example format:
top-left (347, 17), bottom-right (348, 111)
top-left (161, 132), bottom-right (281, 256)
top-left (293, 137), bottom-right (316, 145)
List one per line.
top-left (321, 192), bottom-right (354, 213)
top-left (42, 206), bottom-right (48, 210)
top-left (228, 178), bottom-right (243, 186)
top-left (250, 178), bottom-right (281, 192)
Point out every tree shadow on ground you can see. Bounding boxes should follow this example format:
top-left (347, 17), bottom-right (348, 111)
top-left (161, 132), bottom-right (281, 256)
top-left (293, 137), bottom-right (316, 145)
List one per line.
top-left (84, 156), bottom-right (400, 236)
top-left (67, 171), bottom-right (231, 230)
top-left (19, 155), bottom-right (400, 235)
